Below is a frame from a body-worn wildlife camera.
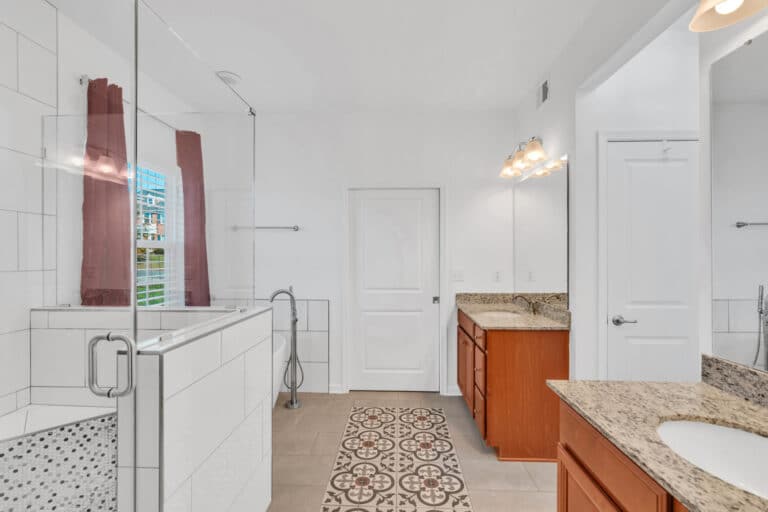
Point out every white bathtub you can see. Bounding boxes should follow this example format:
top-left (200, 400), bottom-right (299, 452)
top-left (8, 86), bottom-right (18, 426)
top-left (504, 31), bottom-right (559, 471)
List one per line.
top-left (273, 332), bottom-right (289, 407)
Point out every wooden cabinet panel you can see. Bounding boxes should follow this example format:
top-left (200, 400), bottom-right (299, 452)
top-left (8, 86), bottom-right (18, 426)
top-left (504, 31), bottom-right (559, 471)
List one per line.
top-left (559, 403), bottom-right (670, 512)
top-left (558, 444), bottom-right (620, 512)
top-left (474, 344), bottom-right (486, 395)
top-left (458, 310), bottom-right (475, 341)
top-left (474, 325), bottom-right (486, 350)
top-left (458, 327), bottom-right (474, 412)
top-left (672, 499), bottom-right (690, 512)
top-left (457, 326), bottom-right (467, 404)
top-left (487, 329), bottom-right (569, 461)
top-left (473, 385), bottom-right (486, 437)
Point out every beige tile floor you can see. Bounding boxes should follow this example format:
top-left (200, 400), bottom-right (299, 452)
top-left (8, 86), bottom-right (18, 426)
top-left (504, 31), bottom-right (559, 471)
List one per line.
top-left (269, 391), bottom-right (557, 512)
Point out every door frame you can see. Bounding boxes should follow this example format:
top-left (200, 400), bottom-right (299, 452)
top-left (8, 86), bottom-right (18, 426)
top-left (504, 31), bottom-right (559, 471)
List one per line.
top-left (342, 186), bottom-right (444, 394)
top-left (596, 131), bottom-right (699, 380)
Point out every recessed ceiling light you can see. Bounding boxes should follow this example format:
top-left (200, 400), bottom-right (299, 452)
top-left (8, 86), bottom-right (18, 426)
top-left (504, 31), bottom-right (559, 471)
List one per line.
top-left (216, 70), bottom-right (242, 86)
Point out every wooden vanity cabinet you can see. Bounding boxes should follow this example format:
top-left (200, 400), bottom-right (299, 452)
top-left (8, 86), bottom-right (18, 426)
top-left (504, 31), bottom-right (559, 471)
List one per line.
top-left (557, 402), bottom-right (690, 512)
top-left (457, 309), bottom-right (569, 461)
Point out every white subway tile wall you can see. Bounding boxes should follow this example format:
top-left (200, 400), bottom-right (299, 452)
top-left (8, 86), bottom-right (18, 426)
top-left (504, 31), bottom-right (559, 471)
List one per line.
top-left (0, 0), bottom-right (58, 417)
top-left (27, 308), bottom-right (232, 408)
top-left (247, 297), bottom-right (330, 392)
top-left (713, 298), bottom-right (766, 370)
top-left (118, 310), bottom-right (272, 512)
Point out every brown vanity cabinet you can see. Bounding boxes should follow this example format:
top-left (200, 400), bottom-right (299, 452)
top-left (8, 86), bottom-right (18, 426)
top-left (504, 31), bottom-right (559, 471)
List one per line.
top-left (557, 402), bottom-right (690, 512)
top-left (457, 309), bottom-right (569, 461)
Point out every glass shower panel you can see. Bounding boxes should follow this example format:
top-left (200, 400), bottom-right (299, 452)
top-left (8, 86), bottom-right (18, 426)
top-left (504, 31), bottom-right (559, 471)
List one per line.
top-left (131, 3), bottom-right (260, 511)
top-left (4, 0), bottom-right (139, 510)
top-left (135, 0), bottom-right (256, 321)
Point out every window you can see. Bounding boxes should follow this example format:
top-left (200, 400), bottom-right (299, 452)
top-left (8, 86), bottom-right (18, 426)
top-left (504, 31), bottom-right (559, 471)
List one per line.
top-left (135, 166), bottom-right (184, 307)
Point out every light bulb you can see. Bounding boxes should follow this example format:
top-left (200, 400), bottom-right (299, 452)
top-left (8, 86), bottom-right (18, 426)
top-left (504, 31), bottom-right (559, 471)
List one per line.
top-left (715, 0), bottom-right (744, 14)
top-left (524, 138), bottom-right (548, 163)
top-left (512, 149), bottom-right (528, 170)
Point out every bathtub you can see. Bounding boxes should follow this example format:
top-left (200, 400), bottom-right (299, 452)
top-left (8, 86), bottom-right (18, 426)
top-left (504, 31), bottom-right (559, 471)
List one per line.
top-left (273, 332), bottom-right (289, 407)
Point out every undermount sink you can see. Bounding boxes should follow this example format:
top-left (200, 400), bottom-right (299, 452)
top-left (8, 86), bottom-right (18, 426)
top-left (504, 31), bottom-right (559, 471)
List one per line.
top-left (657, 420), bottom-right (768, 499)
top-left (474, 311), bottom-right (523, 322)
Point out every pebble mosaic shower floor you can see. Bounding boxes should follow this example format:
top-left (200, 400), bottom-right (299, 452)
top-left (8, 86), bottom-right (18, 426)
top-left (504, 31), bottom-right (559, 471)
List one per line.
top-left (0, 413), bottom-right (117, 511)
top-left (322, 406), bottom-right (473, 512)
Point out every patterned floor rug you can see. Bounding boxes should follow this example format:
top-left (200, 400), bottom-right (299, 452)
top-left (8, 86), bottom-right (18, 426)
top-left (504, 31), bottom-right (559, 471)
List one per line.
top-left (322, 406), bottom-right (473, 512)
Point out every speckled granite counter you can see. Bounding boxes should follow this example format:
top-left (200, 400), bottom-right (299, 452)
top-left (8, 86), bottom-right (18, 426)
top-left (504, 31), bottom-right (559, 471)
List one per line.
top-left (548, 380), bottom-right (768, 511)
top-left (456, 293), bottom-right (570, 331)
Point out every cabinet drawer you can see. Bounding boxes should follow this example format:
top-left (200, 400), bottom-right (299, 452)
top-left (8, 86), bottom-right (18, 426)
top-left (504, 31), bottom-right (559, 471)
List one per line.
top-left (473, 385), bottom-right (486, 437)
top-left (474, 325), bottom-right (486, 350)
top-left (558, 444), bottom-right (620, 512)
top-left (560, 404), bottom-right (670, 512)
top-left (458, 309), bottom-right (475, 340)
top-left (474, 344), bottom-right (486, 395)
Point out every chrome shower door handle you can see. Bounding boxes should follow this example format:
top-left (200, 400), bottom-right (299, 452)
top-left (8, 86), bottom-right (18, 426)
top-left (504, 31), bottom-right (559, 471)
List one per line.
top-left (88, 333), bottom-right (137, 398)
top-left (611, 315), bottom-right (638, 327)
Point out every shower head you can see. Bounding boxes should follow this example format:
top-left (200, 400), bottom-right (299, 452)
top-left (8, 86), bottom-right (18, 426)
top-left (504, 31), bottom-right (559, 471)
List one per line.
top-left (215, 70), bottom-right (241, 86)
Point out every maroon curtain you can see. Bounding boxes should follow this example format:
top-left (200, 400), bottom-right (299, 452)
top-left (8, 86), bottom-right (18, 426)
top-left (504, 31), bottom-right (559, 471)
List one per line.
top-left (176, 130), bottom-right (211, 306)
top-left (80, 78), bottom-right (131, 306)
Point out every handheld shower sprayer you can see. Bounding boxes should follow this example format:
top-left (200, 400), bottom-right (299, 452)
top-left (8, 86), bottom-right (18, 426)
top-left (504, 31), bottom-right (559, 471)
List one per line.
top-left (753, 285), bottom-right (766, 368)
top-left (270, 286), bottom-right (304, 409)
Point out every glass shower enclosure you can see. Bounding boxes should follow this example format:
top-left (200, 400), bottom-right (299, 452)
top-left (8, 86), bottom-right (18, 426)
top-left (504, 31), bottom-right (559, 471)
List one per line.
top-left (1, 0), bottom-right (258, 510)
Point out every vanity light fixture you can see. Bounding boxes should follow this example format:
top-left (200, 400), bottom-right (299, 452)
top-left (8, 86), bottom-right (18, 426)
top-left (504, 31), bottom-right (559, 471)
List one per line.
top-left (690, 0), bottom-right (768, 32)
top-left (500, 155), bottom-right (521, 178)
top-left (523, 137), bottom-right (548, 163)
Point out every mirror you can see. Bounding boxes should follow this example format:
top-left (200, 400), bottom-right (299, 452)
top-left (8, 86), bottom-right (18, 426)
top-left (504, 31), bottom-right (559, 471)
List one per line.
top-left (711, 32), bottom-right (768, 370)
top-left (513, 164), bottom-right (569, 302)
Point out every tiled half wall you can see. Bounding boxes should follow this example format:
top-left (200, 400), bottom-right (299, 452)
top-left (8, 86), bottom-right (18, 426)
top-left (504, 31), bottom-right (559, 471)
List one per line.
top-left (116, 308), bottom-right (273, 512)
top-left (214, 297), bottom-right (330, 393)
top-left (27, 307), bottom-right (233, 408)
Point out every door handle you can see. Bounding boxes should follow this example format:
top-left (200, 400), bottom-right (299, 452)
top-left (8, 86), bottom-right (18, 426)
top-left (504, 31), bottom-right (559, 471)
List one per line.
top-left (88, 332), bottom-right (137, 398)
top-left (611, 315), bottom-right (638, 327)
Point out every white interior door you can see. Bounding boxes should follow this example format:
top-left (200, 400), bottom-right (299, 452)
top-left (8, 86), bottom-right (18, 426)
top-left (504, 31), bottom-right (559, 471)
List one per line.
top-left (349, 188), bottom-right (440, 391)
top-left (605, 140), bottom-right (699, 381)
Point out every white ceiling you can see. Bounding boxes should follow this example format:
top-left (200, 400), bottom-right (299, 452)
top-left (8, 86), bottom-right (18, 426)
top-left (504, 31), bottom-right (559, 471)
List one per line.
top-left (53, 0), bottom-right (604, 112)
top-left (713, 31), bottom-right (768, 104)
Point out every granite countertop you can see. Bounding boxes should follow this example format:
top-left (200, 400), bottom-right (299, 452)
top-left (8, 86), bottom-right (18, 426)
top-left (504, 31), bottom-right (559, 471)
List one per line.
top-left (456, 293), bottom-right (570, 331)
top-left (548, 380), bottom-right (768, 511)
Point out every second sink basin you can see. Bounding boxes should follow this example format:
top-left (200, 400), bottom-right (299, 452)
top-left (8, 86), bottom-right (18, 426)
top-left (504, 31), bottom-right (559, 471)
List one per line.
top-left (473, 311), bottom-right (523, 323)
top-left (657, 420), bottom-right (768, 499)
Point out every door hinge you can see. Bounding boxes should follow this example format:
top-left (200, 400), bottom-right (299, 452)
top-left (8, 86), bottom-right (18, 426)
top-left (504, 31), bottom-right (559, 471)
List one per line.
top-left (433, 296), bottom-right (440, 304)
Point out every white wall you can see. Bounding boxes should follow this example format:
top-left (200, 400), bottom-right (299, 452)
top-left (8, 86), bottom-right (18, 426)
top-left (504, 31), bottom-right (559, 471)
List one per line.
top-left (509, 0), bottom-right (699, 381)
top-left (252, 110), bottom-right (516, 394)
top-left (570, 18), bottom-right (700, 379)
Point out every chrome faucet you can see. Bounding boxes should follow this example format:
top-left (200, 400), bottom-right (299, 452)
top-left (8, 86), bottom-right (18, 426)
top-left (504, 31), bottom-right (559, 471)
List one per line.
top-left (512, 294), bottom-right (536, 314)
top-left (270, 286), bottom-right (302, 409)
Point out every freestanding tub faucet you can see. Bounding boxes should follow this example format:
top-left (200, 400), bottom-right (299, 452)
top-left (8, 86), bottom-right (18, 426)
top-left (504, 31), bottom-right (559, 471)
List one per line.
top-left (270, 286), bottom-right (303, 409)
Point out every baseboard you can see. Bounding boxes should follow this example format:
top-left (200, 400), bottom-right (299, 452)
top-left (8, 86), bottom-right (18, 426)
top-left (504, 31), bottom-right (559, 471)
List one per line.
top-left (328, 383), bottom-right (346, 394)
top-left (443, 384), bottom-right (461, 396)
